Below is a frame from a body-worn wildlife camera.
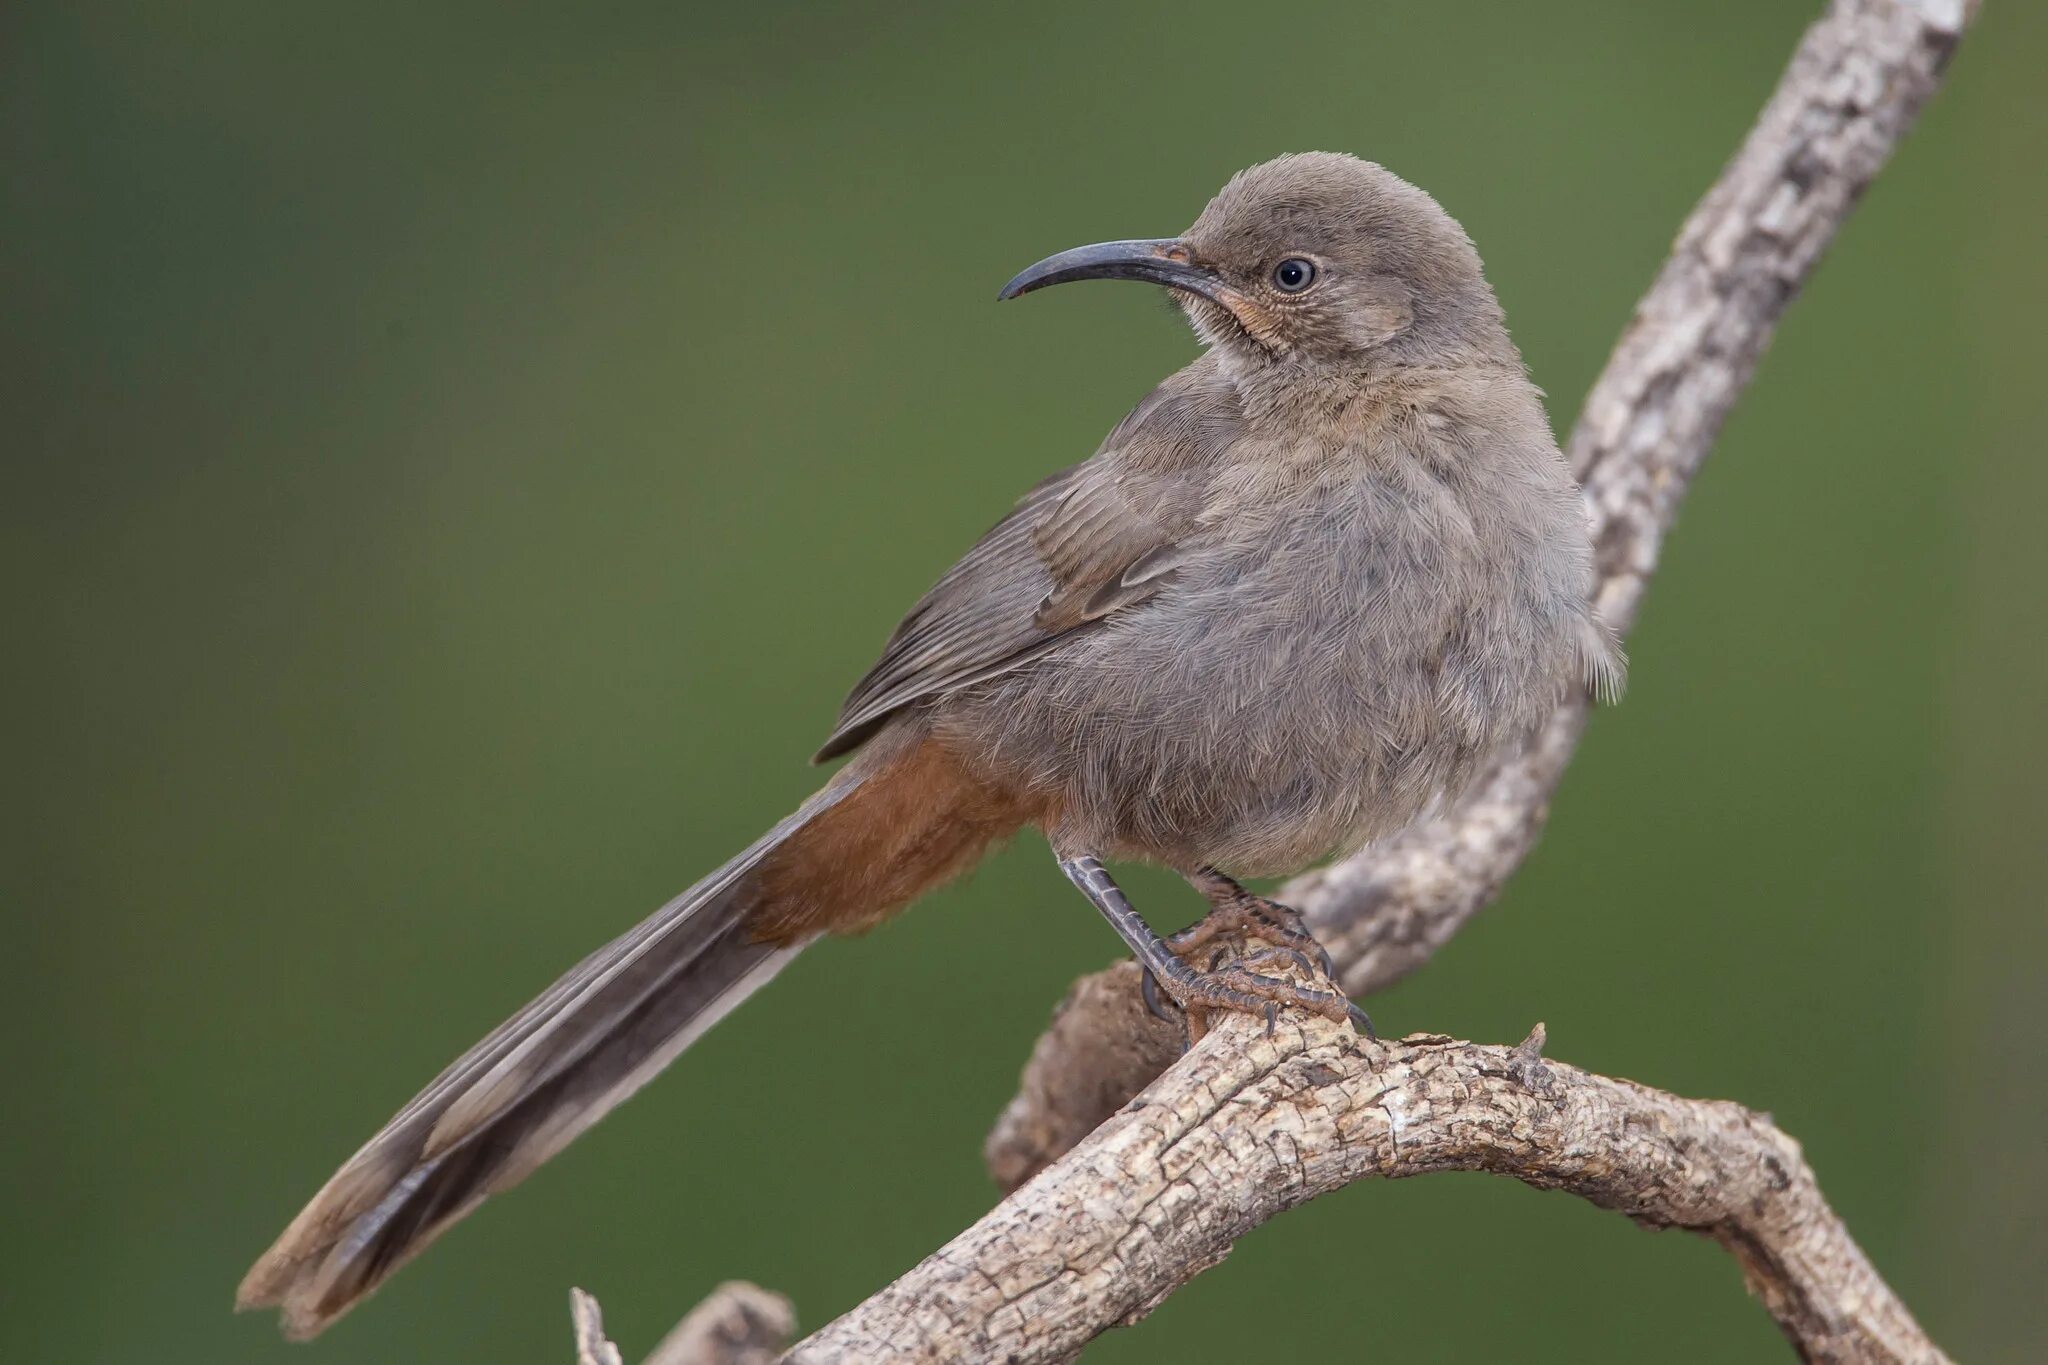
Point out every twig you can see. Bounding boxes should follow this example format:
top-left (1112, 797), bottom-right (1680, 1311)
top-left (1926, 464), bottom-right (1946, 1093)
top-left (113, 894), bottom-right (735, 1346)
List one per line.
top-left (571, 1283), bottom-right (794, 1365)
top-left (572, 1289), bottom-right (626, 1365)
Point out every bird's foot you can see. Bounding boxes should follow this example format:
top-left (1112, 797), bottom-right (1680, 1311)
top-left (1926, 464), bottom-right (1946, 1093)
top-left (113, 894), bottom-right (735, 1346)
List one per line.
top-left (1164, 901), bottom-right (1337, 981)
top-left (1056, 852), bottom-right (1371, 1047)
top-left (1175, 869), bottom-right (1338, 979)
top-left (1140, 944), bottom-right (1372, 1046)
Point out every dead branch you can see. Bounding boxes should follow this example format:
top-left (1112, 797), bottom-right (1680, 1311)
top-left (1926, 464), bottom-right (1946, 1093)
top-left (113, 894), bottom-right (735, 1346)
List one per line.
top-left (797, 1014), bottom-right (1949, 1364)
top-left (572, 1283), bottom-right (794, 1365)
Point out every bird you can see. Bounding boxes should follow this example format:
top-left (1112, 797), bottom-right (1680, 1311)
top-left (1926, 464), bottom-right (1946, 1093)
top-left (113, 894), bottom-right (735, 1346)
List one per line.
top-left (237, 151), bottom-right (1621, 1339)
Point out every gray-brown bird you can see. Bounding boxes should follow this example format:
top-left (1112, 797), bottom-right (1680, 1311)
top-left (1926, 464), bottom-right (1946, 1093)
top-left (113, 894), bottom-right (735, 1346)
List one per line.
top-left (239, 151), bottom-right (1620, 1338)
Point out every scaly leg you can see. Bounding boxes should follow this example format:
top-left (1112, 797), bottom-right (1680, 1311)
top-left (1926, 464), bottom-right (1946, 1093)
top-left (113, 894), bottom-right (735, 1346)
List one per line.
top-left (1057, 854), bottom-right (1362, 1038)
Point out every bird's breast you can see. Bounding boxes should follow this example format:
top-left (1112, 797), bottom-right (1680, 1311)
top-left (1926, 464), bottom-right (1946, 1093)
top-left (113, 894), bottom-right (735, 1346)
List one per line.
top-left (945, 449), bottom-right (1587, 873)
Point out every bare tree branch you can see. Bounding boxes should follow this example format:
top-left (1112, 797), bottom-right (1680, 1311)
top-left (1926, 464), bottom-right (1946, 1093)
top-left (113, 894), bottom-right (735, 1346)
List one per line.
top-left (614, 1), bottom-right (1975, 1359)
top-left (572, 1283), bottom-right (794, 1365)
top-left (573, 1289), bottom-right (626, 1365)
top-left (987, 0), bottom-right (1979, 1187)
top-left (798, 1013), bottom-right (1949, 1364)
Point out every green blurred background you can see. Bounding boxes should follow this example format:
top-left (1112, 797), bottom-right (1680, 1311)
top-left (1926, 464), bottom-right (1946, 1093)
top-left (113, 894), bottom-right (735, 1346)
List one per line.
top-left (7, 1), bottom-right (2043, 1360)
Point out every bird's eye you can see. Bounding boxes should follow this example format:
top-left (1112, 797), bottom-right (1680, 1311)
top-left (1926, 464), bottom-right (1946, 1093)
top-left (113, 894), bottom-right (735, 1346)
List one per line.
top-left (1271, 258), bottom-right (1316, 293)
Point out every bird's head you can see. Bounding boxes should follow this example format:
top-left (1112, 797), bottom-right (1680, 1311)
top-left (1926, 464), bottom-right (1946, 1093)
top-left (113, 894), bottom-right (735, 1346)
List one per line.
top-left (1000, 152), bottom-right (1512, 380)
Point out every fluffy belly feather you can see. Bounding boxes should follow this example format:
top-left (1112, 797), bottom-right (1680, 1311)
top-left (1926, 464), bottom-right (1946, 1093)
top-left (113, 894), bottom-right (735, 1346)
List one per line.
top-left (942, 523), bottom-right (1578, 875)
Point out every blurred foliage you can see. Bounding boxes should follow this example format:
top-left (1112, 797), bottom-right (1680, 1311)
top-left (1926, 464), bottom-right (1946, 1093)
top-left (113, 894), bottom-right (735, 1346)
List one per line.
top-left (5, 1), bottom-right (2043, 1360)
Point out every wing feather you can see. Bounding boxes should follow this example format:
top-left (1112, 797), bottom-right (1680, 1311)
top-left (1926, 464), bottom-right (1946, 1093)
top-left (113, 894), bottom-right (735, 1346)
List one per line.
top-left (815, 362), bottom-right (1243, 761)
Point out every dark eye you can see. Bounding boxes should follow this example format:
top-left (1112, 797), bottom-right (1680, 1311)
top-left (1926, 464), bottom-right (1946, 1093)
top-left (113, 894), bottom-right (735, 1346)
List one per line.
top-left (1271, 257), bottom-right (1316, 293)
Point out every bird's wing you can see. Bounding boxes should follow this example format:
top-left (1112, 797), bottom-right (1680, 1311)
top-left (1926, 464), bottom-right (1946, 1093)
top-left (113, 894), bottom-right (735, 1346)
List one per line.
top-left (815, 367), bottom-right (1240, 761)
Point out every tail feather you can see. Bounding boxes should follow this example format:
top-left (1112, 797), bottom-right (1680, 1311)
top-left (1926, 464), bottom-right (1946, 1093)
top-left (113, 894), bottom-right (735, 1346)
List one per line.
top-left (235, 757), bottom-right (873, 1338)
top-left (237, 730), bottom-right (1031, 1340)
top-left (420, 867), bottom-right (761, 1161)
top-left (265, 926), bottom-right (800, 1338)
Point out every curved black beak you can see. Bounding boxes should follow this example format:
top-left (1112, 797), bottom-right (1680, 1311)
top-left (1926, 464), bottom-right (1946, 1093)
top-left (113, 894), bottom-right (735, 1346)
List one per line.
top-left (997, 238), bottom-right (1230, 306)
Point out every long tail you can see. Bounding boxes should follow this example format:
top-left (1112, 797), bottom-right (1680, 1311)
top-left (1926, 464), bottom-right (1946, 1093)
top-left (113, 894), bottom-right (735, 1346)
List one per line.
top-left (237, 730), bottom-right (1028, 1339)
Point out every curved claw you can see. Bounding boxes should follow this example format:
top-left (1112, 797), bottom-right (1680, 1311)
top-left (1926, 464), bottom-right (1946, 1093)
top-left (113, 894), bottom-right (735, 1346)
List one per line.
top-left (1348, 1000), bottom-right (1378, 1042)
top-left (1139, 967), bottom-right (1180, 1024)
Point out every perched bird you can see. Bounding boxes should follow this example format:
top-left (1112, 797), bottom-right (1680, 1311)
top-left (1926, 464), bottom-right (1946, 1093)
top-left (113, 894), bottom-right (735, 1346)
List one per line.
top-left (239, 151), bottom-right (1619, 1338)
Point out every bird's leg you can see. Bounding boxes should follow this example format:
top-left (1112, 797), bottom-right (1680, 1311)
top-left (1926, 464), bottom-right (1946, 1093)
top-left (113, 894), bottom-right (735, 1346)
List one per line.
top-left (1057, 854), bottom-right (1358, 1042)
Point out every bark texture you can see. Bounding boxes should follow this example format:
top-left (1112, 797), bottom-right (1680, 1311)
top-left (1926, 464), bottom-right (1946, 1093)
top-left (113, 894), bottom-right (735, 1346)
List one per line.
top-left (805, 1015), bottom-right (1949, 1364)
